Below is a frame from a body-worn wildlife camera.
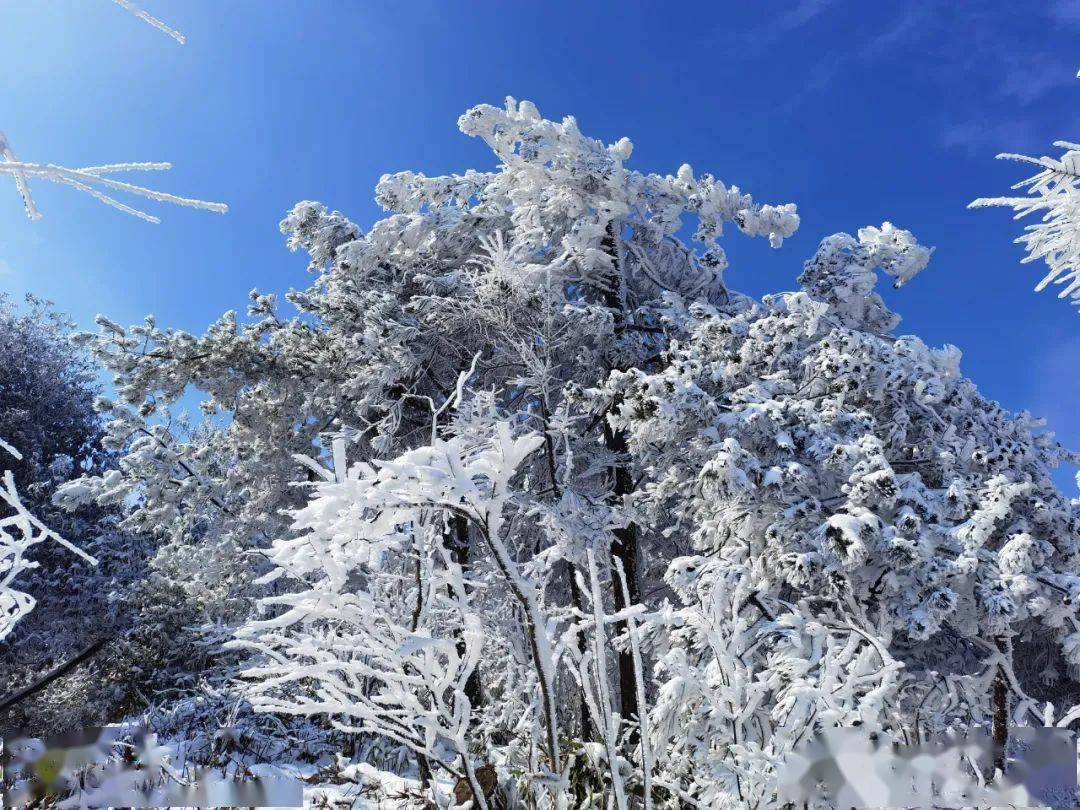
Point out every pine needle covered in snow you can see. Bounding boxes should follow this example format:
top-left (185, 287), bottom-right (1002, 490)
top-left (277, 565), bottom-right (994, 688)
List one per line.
top-left (971, 141), bottom-right (1080, 308)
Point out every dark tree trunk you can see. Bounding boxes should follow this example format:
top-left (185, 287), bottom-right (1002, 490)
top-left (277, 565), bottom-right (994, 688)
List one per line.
top-left (599, 221), bottom-right (642, 737)
top-left (407, 549), bottom-right (436, 790)
top-left (417, 752), bottom-right (435, 792)
top-left (567, 563), bottom-right (596, 741)
top-left (992, 671), bottom-right (1008, 776)
top-left (603, 418), bottom-right (641, 736)
top-left (448, 513), bottom-right (484, 711)
top-left (992, 640), bottom-right (1009, 778)
top-left (0, 636), bottom-right (108, 717)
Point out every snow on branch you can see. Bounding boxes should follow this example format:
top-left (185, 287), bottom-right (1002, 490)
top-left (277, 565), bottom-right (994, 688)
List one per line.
top-left (0, 440), bottom-right (97, 643)
top-left (0, 3), bottom-right (220, 225)
top-left (0, 131), bottom-right (227, 224)
top-left (970, 141), bottom-right (1080, 308)
top-left (111, 0), bottom-right (185, 44)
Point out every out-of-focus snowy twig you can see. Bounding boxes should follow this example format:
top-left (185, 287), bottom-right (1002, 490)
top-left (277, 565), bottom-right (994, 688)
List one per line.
top-left (971, 129), bottom-right (1080, 309)
top-left (111, 0), bottom-right (185, 44)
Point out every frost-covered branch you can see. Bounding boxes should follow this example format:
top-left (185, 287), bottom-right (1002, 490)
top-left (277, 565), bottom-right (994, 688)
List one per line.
top-left (111, 0), bottom-right (186, 44)
top-left (971, 141), bottom-right (1080, 308)
top-left (1, 3), bottom-right (223, 226)
top-left (0, 134), bottom-right (227, 223)
top-left (0, 441), bottom-right (97, 643)
top-left (232, 424), bottom-right (560, 805)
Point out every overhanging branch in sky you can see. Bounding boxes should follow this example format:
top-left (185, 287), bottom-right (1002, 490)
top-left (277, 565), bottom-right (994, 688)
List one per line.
top-left (1, 2), bottom-right (226, 224)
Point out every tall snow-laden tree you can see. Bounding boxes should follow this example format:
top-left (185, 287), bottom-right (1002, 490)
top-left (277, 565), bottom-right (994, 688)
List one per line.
top-left (971, 140), bottom-right (1080, 308)
top-left (602, 224), bottom-right (1079, 805)
top-left (63, 98), bottom-right (1080, 807)
top-left (63, 96), bottom-right (797, 799)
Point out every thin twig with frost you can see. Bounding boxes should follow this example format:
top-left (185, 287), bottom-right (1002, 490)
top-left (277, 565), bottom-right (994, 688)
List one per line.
top-left (970, 141), bottom-right (1080, 308)
top-left (0, 132), bottom-right (227, 223)
top-left (0, 131), bottom-right (40, 220)
top-left (111, 0), bottom-right (185, 44)
top-left (0, 5), bottom-right (219, 224)
top-left (1, 440), bottom-right (97, 643)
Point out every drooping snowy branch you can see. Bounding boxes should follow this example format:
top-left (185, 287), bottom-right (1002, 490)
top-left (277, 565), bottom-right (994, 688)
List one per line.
top-left (971, 141), bottom-right (1080, 308)
top-left (0, 441), bottom-right (97, 644)
top-left (231, 422), bottom-right (561, 805)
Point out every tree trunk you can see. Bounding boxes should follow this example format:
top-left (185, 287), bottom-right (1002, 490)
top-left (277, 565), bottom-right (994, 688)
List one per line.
top-left (567, 564), bottom-right (596, 741)
top-left (407, 547), bottom-right (437, 791)
top-left (599, 221), bottom-right (643, 738)
top-left (992, 652), bottom-right (1009, 778)
top-left (448, 513), bottom-right (484, 711)
top-left (0, 636), bottom-right (108, 716)
top-left (604, 419), bottom-right (641, 737)
top-left (417, 752), bottom-right (435, 793)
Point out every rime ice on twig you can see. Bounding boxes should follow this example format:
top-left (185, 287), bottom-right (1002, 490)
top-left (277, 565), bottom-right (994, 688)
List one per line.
top-left (0, 132), bottom-right (227, 224)
top-left (0, 4), bottom-right (217, 224)
top-left (0, 131), bottom-right (40, 221)
top-left (111, 0), bottom-right (186, 44)
top-left (971, 141), bottom-right (1080, 308)
top-left (0, 441), bottom-right (97, 643)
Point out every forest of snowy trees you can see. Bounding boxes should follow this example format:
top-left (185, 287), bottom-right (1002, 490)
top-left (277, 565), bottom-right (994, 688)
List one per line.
top-left (0, 95), bottom-right (1076, 808)
top-left (2, 5), bottom-right (1079, 809)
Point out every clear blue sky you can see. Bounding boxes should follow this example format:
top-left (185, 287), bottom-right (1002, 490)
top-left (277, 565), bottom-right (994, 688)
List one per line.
top-left (1, 0), bottom-right (1077, 487)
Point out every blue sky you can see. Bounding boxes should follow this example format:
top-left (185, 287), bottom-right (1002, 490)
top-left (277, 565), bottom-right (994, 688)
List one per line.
top-left (1, 0), bottom-right (1077, 487)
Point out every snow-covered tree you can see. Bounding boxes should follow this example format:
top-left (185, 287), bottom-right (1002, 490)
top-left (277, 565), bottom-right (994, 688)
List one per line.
top-left (602, 224), bottom-right (1079, 804)
top-left (61, 95), bottom-right (795, 718)
top-left (971, 140), bottom-right (1080, 308)
top-left (0, 294), bottom-right (103, 496)
top-left (0, 296), bottom-right (103, 648)
top-left (59, 98), bottom-right (1080, 807)
top-left (0, 438), bottom-right (96, 643)
top-left (0, 295), bottom-right (147, 737)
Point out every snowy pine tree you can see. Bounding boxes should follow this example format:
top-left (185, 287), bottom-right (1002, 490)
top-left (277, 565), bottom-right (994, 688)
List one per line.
top-left (56, 98), bottom-right (1080, 807)
top-left (604, 225), bottom-right (1079, 804)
